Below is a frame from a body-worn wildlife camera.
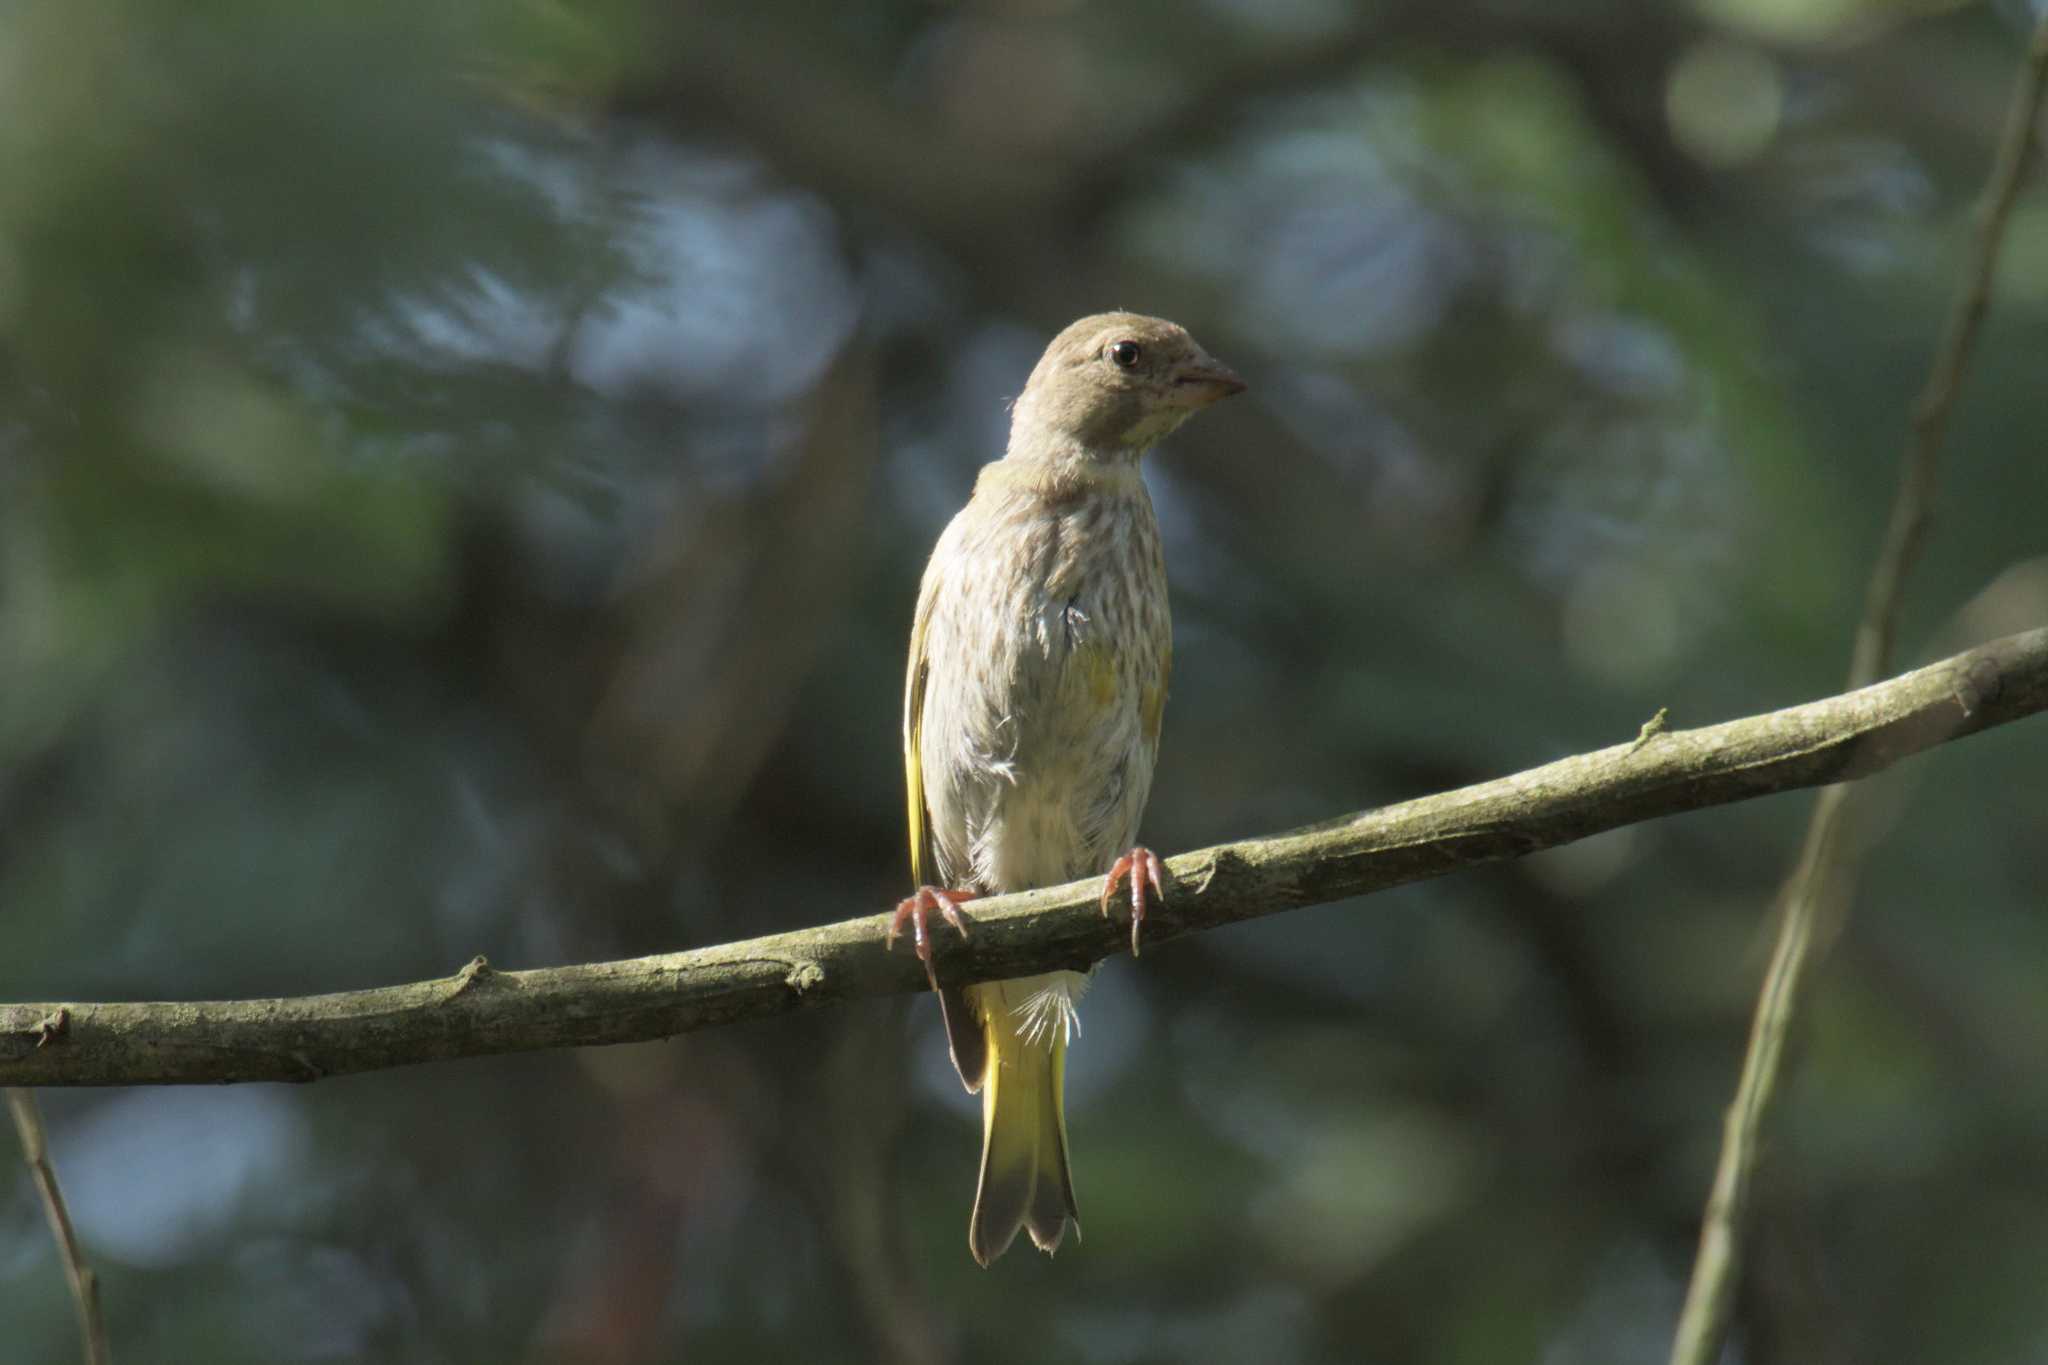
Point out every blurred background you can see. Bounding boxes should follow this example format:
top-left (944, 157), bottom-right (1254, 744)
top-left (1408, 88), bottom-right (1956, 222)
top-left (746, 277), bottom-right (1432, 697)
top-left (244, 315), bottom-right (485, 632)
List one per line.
top-left (3, 0), bottom-right (2047, 1361)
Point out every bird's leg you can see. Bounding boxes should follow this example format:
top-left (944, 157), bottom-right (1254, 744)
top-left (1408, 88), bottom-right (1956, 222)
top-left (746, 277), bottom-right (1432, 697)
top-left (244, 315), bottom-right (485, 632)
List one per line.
top-left (1101, 847), bottom-right (1166, 957)
top-left (888, 886), bottom-right (978, 993)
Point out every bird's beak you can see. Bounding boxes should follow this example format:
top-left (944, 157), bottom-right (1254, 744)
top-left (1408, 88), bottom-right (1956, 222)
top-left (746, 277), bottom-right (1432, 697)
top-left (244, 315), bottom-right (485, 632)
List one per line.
top-left (1169, 358), bottom-right (1247, 407)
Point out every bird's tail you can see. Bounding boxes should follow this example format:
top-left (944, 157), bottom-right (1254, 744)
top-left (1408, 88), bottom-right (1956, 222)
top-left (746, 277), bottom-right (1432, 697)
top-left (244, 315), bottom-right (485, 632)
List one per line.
top-left (967, 976), bottom-right (1080, 1266)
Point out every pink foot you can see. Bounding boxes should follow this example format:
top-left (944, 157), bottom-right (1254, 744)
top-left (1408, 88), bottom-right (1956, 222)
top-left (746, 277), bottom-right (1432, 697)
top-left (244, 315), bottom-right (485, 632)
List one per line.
top-left (1101, 846), bottom-right (1166, 957)
top-left (888, 886), bottom-right (978, 992)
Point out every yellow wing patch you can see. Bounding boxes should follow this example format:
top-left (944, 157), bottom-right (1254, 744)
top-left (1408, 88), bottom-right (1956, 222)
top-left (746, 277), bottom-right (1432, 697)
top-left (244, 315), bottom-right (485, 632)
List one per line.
top-left (904, 623), bottom-right (932, 889)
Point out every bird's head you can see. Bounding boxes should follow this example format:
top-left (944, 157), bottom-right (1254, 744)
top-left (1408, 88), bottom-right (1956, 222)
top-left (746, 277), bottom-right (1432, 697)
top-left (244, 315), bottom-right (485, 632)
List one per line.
top-left (1008, 312), bottom-right (1245, 462)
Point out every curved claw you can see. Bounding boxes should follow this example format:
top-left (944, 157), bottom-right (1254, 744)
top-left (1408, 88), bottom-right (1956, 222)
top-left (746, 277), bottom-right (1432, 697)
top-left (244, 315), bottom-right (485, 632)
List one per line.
top-left (888, 886), bottom-right (978, 992)
top-left (1100, 847), bottom-right (1166, 957)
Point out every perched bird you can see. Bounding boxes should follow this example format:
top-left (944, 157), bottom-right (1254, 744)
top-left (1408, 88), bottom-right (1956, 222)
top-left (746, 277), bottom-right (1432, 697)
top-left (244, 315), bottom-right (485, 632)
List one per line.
top-left (892, 312), bottom-right (1244, 1265)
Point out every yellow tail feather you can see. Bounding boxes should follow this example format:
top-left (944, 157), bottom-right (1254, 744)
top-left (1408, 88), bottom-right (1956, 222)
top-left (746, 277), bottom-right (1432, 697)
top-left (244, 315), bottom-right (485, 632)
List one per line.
top-left (966, 982), bottom-right (1080, 1267)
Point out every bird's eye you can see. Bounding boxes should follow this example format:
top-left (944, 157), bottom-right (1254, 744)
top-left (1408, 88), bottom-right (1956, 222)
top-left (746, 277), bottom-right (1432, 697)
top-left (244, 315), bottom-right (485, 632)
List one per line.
top-left (1107, 340), bottom-right (1141, 369)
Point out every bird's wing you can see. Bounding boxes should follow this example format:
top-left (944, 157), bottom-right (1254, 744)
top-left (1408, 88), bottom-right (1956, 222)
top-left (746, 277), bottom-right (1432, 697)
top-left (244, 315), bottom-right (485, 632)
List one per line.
top-left (904, 546), bottom-right (989, 1092)
top-left (903, 575), bottom-right (936, 890)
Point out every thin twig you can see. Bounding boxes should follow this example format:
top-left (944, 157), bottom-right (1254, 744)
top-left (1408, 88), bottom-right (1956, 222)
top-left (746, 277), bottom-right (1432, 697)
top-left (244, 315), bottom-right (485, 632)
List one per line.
top-left (2, 626), bottom-right (2045, 1089)
top-left (6, 1090), bottom-right (111, 1365)
top-left (1668, 19), bottom-right (2048, 1365)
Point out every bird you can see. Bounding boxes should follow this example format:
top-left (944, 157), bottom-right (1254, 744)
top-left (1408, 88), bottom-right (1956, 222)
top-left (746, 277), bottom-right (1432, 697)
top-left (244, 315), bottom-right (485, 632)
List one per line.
top-left (891, 311), bottom-right (1245, 1266)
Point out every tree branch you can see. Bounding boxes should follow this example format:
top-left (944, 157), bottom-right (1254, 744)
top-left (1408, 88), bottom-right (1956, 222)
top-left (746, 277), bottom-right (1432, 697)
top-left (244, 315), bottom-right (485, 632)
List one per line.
top-left (7, 1090), bottom-right (111, 1364)
top-left (1669, 18), bottom-right (2048, 1365)
top-left (2, 628), bottom-right (2044, 1088)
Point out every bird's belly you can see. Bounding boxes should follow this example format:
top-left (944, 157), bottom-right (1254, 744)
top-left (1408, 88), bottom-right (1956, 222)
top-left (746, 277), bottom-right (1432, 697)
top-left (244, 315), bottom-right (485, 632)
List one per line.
top-left (977, 663), bottom-right (1147, 891)
top-left (921, 523), bottom-right (1168, 898)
